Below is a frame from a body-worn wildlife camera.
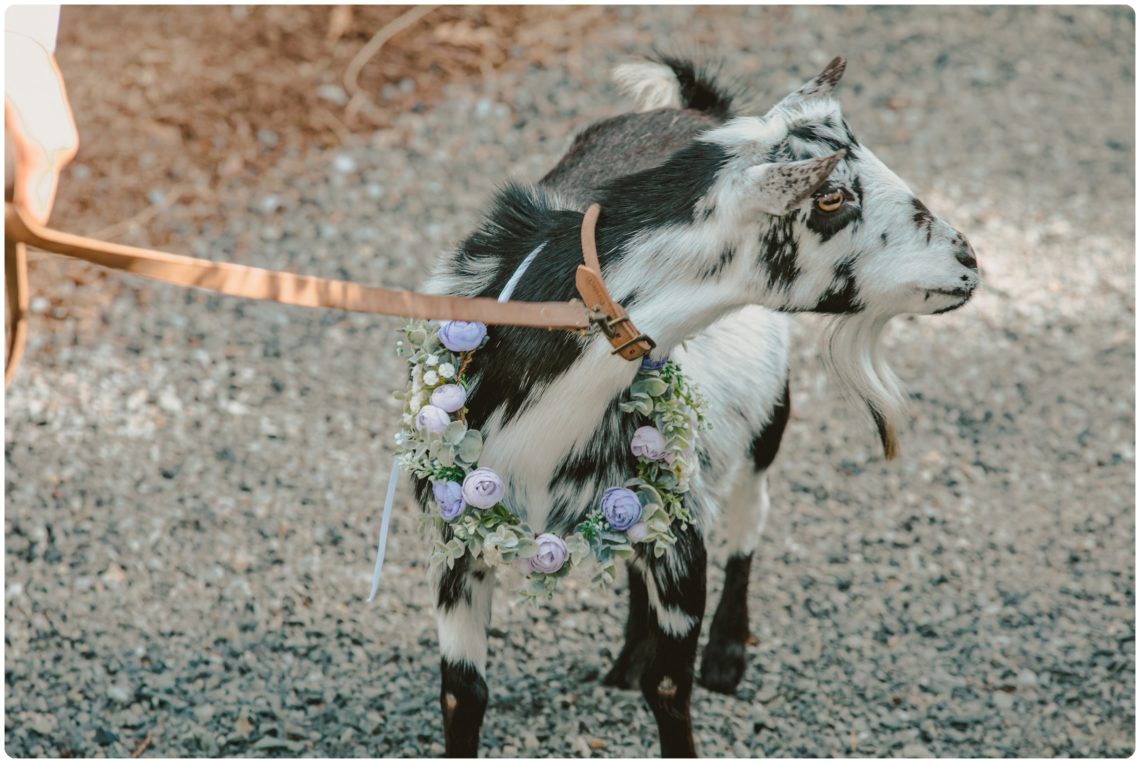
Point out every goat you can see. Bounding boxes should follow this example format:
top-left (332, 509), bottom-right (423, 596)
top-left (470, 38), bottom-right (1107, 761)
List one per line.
top-left (415, 55), bottom-right (978, 757)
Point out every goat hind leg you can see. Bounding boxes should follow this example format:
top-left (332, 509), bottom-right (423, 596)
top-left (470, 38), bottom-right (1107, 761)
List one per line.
top-left (601, 561), bottom-right (652, 689)
top-left (700, 383), bottom-right (789, 694)
top-left (436, 556), bottom-right (494, 757)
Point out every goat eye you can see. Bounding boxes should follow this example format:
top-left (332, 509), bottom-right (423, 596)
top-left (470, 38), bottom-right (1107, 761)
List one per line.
top-left (816, 191), bottom-right (845, 213)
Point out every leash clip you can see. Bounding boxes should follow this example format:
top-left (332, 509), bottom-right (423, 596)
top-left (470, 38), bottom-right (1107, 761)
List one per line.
top-left (586, 306), bottom-right (630, 339)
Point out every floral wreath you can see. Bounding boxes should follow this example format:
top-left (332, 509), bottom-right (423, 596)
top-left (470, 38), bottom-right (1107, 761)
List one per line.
top-left (394, 319), bottom-right (708, 603)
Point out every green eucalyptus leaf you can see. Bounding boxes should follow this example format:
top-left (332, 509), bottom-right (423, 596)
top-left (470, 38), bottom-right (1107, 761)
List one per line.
top-left (444, 420), bottom-right (468, 445)
top-left (457, 431), bottom-right (483, 463)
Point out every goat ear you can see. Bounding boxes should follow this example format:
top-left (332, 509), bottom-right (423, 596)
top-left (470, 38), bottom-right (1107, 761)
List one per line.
top-left (746, 150), bottom-right (845, 216)
top-left (779, 56), bottom-right (847, 106)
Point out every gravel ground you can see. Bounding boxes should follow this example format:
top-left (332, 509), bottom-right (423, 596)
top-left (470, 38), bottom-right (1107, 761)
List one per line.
top-left (5, 6), bottom-right (1134, 758)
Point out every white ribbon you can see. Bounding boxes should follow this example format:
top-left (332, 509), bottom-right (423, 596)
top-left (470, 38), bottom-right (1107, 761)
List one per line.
top-left (367, 458), bottom-right (402, 602)
top-left (367, 241), bottom-right (546, 603)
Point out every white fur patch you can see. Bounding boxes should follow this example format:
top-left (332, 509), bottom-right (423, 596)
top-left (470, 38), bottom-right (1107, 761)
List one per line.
top-left (436, 568), bottom-right (495, 673)
top-left (722, 472), bottom-right (771, 557)
top-left (640, 569), bottom-right (698, 637)
top-left (613, 61), bottom-right (682, 111)
top-left (477, 339), bottom-right (638, 531)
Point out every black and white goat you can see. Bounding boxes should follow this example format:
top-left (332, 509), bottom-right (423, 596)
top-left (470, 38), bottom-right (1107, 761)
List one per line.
top-left (417, 56), bottom-right (978, 757)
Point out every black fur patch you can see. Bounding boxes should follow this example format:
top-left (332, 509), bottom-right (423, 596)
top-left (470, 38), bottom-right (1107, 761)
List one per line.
top-left (761, 216), bottom-right (800, 291)
top-left (788, 123), bottom-right (850, 154)
top-left (912, 198), bottom-right (936, 244)
top-left (749, 379), bottom-right (791, 471)
top-left (547, 397), bottom-right (640, 527)
top-left (597, 140), bottom-right (729, 231)
top-left (438, 552), bottom-right (472, 611)
top-left (647, 522), bottom-right (708, 614)
top-left (540, 109), bottom-right (719, 206)
top-left (812, 254), bottom-right (865, 314)
top-left (699, 246), bottom-right (736, 279)
top-left (655, 55), bottom-right (736, 120)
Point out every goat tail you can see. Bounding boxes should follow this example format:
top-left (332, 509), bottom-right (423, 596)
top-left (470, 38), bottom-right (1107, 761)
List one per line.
top-left (821, 313), bottom-right (908, 461)
top-left (613, 54), bottom-right (736, 120)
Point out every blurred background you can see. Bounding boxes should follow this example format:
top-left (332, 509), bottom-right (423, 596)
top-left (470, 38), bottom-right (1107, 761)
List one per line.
top-left (5, 5), bottom-right (1134, 757)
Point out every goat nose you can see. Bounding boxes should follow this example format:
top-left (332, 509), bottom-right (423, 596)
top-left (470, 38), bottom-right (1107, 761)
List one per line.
top-left (955, 242), bottom-right (978, 271)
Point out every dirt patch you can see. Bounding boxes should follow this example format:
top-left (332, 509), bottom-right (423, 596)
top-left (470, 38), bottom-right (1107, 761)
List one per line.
top-left (51, 6), bottom-right (587, 241)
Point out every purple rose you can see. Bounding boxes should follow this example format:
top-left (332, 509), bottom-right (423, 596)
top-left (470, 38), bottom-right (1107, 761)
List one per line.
top-left (431, 384), bottom-right (467, 413)
top-left (640, 354), bottom-right (670, 371)
top-left (630, 425), bottom-right (669, 461)
top-left (432, 480), bottom-right (465, 521)
top-left (415, 404), bottom-right (450, 434)
top-left (461, 467), bottom-right (505, 509)
top-left (438, 321), bottom-right (487, 352)
top-left (600, 487), bottom-right (643, 531)
top-left (529, 533), bottom-right (569, 574)
top-left (626, 522), bottom-right (650, 543)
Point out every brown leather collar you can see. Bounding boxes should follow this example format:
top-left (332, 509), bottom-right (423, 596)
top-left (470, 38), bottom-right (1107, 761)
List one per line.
top-left (5, 201), bottom-right (654, 384)
top-left (574, 204), bottom-right (655, 361)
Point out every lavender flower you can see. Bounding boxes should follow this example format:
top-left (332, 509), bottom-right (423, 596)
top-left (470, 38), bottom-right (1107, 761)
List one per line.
top-left (432, 480), bottom-right (465, 521)
top-left (640, 354), bottom-right (670, 371)
top-left (630, 425), bottom-right (669, 461)
top-left (461, 467), bottom-right (505, 509)
top-left (430, 384), bottom-right (467, 413)
top-left (626, 522), bottom-right (650, 543)
top-left (600, 487), bottom-right (642, 531)
top-left (415, 404), bottom-right (450, 434)
top-left (529, 533), bottom-right (569, 574)
top-left (438, 321), bottom-right (487, 352)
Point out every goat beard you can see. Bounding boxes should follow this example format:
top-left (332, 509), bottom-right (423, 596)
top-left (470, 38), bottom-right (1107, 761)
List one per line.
top-left (822, 312), bottom-right (908, 460)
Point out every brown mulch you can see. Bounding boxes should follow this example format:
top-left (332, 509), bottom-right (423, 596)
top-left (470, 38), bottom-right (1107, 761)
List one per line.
top-left (50, 5), bottom-right (594, 241)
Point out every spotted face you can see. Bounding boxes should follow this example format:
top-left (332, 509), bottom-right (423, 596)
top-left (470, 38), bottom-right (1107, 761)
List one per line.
top-left (700, 59), bottom-right (979, 321)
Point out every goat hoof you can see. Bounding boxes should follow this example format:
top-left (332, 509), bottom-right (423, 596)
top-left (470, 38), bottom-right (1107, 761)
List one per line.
top-left (698, 640), bottom-right (747, 694)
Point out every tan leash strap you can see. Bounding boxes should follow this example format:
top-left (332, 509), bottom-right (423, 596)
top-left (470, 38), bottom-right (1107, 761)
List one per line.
top-left (4, 202), bottom-right (592, 330)
top-left (5, 235), bottom-right (29, 386)
top-left (575, 203), bottom-right (655, 361)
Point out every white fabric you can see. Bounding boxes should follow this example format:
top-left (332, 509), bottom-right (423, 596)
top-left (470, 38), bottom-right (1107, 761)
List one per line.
top-left (7, 5), bottom-right (61, 52)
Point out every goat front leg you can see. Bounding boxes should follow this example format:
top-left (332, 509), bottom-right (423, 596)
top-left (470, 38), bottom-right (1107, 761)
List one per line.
top-left (602, 561), bottom-right (652, 689)
top-left (637, 523), bottom-right (708, 758)
top-left (435, 554), bottom-right (495, 757)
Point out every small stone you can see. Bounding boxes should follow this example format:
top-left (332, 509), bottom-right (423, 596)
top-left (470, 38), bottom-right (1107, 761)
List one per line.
top-left (27, 714), bottom-right (56, 736)
top-left (588, 738), bottom-right (606, 750)
top-left (992, 691), bottom-right (1014, 710)
top-left (1016, 669), bottom-right (1038, 689)
top-left (332, 154), bottom-right (357, 174)
top-left (256, 129), bottom-right (279, 147)
top-left (102, 565), bottom-right (128, 587)
top-left (429, 742), bottom-right (445, 755)
top-left (315, 84), bottom-right (348, 105)
top-left (234, 709), bottom-right (254, 736)
top-left (94, 727), bottom-right (119, 746)
top-left (107, 684), bottom-right (132, 703)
